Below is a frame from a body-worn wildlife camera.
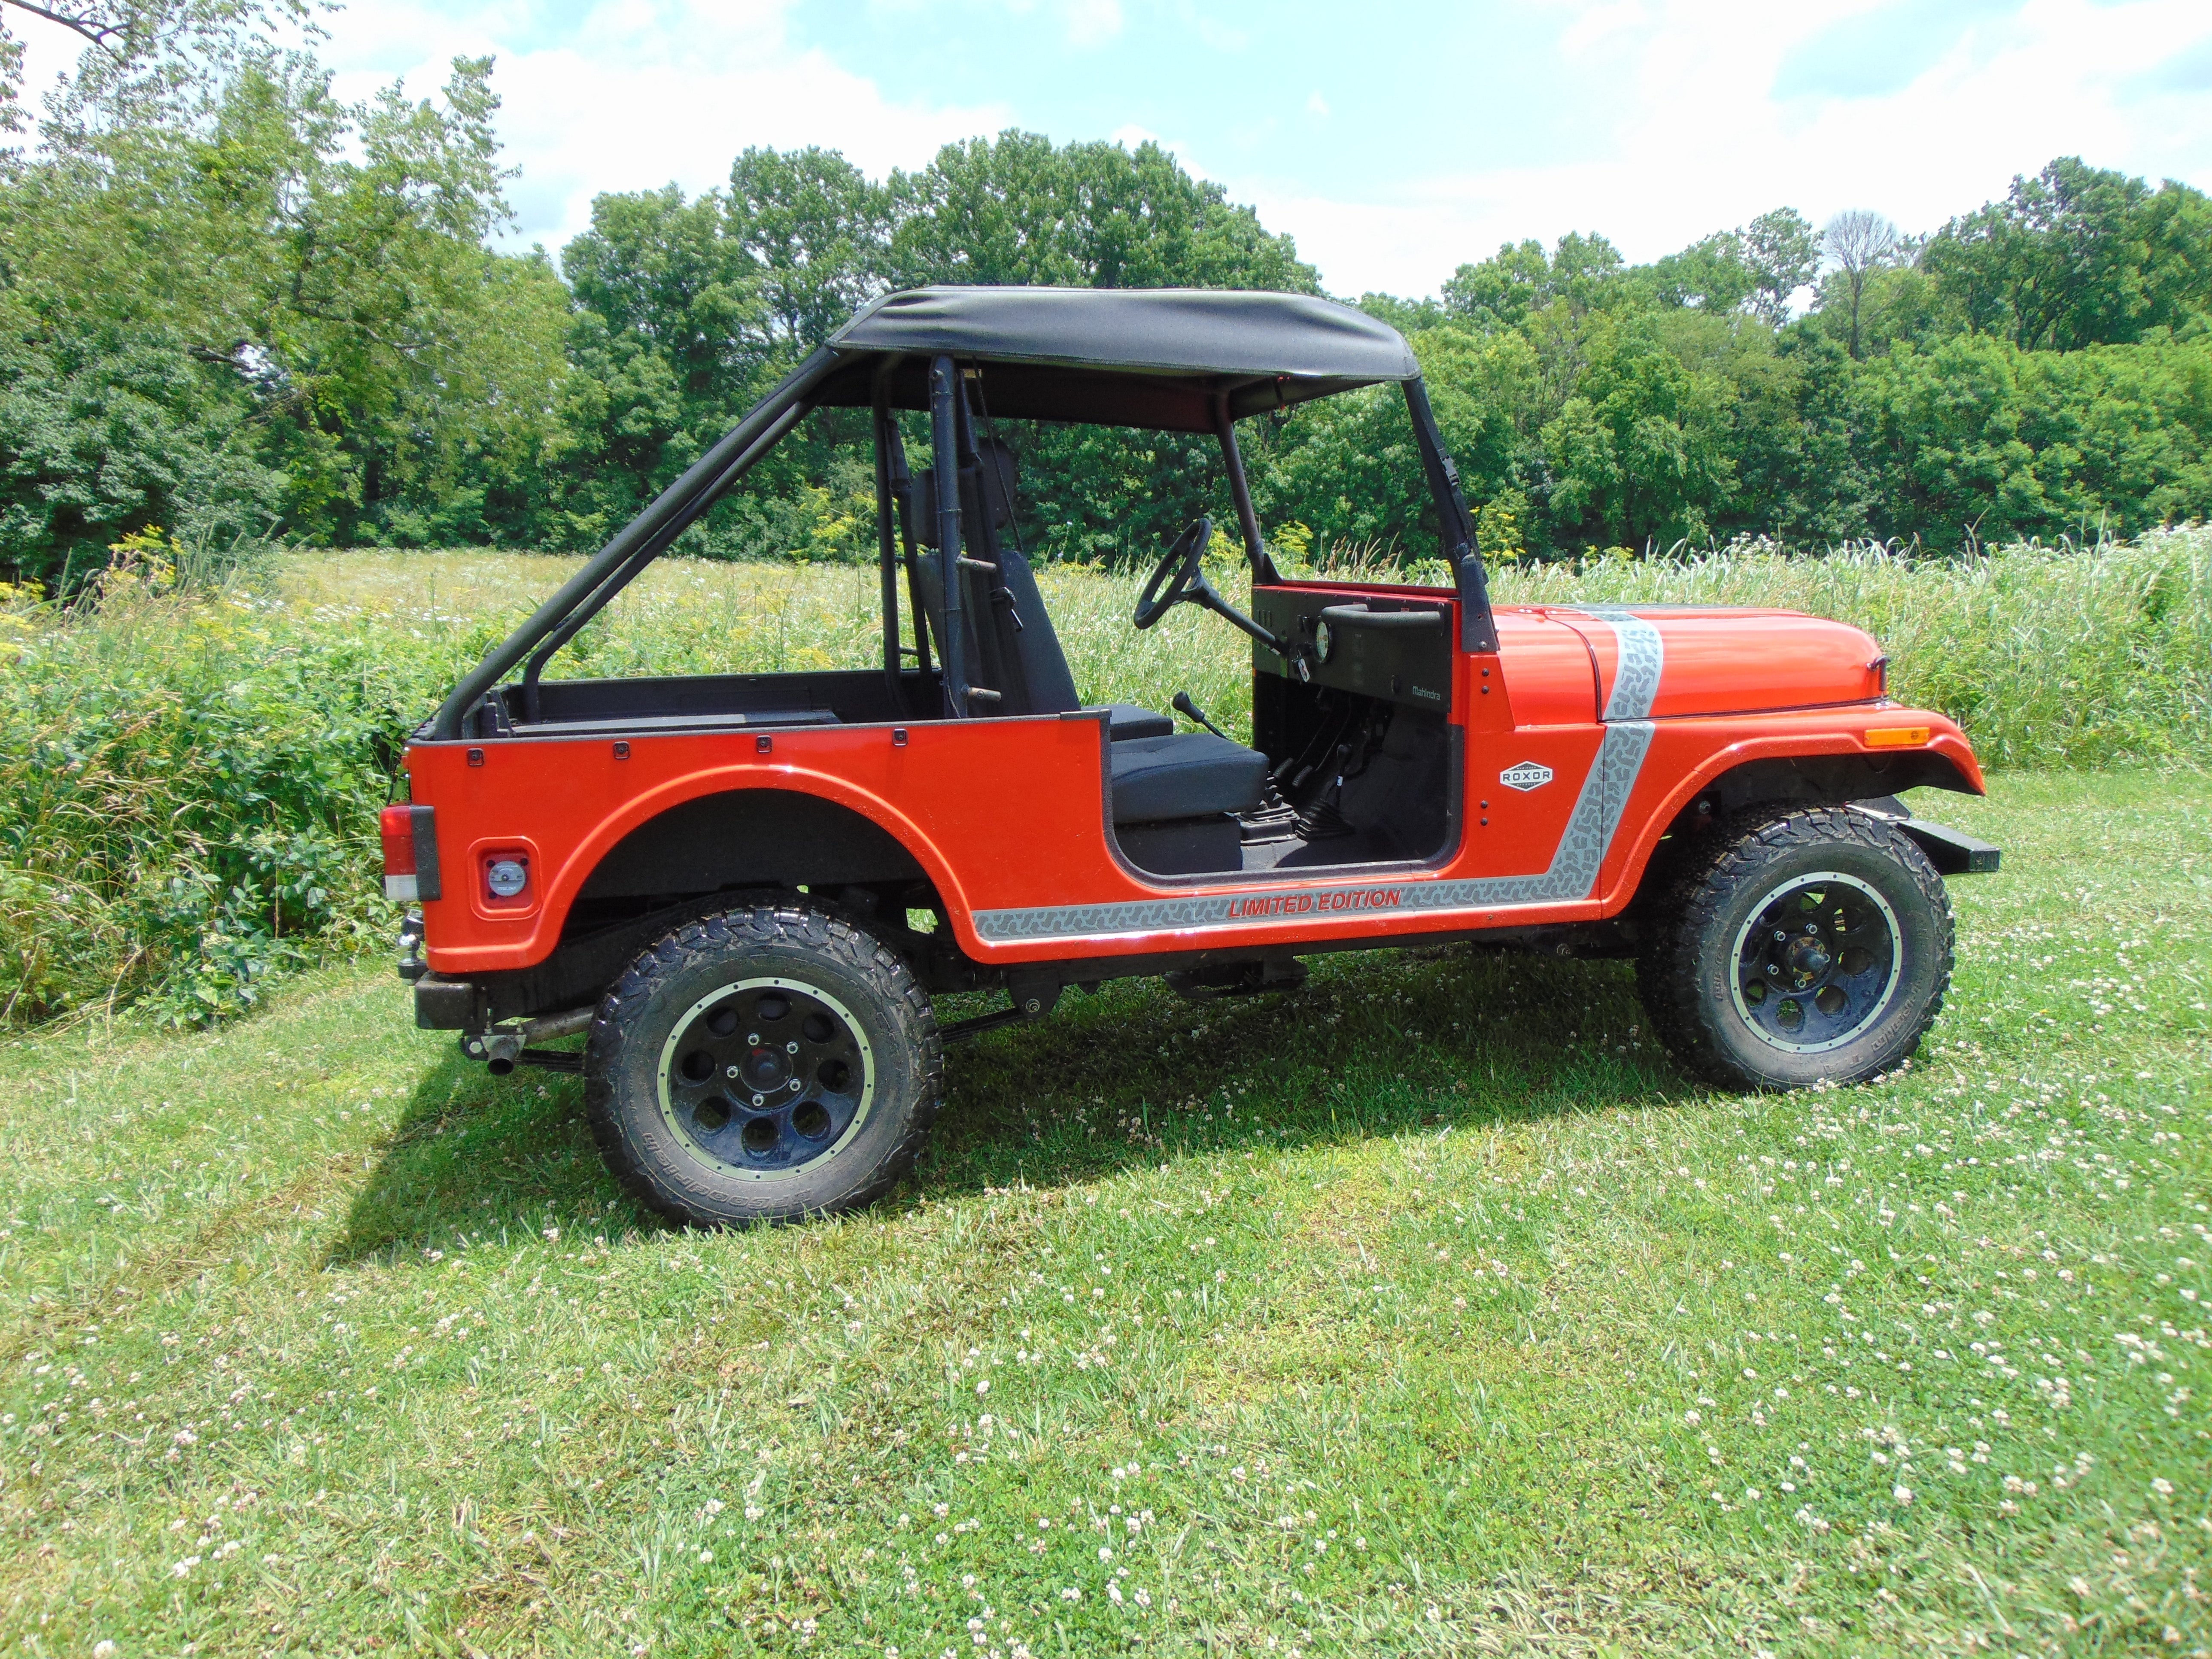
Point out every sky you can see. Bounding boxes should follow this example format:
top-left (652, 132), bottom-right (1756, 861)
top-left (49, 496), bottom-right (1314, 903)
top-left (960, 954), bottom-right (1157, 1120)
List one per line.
top-left (15, 0), bottom-right (2212, 298)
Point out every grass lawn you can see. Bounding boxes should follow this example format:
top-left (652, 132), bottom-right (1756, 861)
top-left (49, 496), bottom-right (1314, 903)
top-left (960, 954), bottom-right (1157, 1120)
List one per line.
top-left (2, 772), bottom-right (2207, 1656)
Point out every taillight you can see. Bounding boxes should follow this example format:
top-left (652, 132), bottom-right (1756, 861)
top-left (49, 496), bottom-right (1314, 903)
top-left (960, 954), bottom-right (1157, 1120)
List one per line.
top-left (380, 805), bottom-right (442, 901)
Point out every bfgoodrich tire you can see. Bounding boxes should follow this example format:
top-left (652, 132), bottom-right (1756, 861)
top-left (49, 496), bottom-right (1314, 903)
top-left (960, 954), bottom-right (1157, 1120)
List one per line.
top-left (1638, 806), bottom-right (1954, 1090)
top-left (584, 901), bottom-right (941, 1225)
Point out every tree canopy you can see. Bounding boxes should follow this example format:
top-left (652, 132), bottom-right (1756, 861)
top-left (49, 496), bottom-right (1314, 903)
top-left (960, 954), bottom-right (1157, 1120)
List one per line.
top-left (2, 3), bottom-right (2209, 585)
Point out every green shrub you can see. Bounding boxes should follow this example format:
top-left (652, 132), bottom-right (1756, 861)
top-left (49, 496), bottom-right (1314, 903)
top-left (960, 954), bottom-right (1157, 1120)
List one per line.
top-left (0, 582), bottom-right (470, 1024)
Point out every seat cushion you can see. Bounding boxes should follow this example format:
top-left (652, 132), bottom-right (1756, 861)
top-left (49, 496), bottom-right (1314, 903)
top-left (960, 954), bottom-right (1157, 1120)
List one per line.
top-left (1099, 703), bottom-right (1174, 741)
top-left (1109, 732), bottom-right (1268, 824)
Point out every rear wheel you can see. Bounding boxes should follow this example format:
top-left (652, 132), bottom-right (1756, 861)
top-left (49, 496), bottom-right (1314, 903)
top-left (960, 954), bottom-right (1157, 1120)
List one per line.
top-left (585, 902), bottom-right (940, 1224)
top-left (1638, 806), bottom-right (1953, 1089)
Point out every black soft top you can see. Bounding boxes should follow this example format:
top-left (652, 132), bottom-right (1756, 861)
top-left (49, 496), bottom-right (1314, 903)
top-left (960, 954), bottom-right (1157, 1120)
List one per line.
top-left (811, 286), bottom-right (1418, 431)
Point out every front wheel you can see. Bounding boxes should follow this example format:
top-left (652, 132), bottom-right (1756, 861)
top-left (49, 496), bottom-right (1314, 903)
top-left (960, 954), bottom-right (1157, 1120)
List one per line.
top-left (585, 902), bottom-right (942, 1225)
top-left (1638, 806), bottom-right (1954, 1090)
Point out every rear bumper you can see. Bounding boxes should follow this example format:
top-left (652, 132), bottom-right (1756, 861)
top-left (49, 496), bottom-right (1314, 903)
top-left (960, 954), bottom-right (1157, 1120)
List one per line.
top-left (413, 975), bottom-right (486, 1030)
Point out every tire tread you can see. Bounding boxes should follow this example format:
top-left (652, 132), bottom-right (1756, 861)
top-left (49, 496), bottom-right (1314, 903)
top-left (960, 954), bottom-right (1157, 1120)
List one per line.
top-left (1637, 805), bottom-right (1954, 1089)
top-left (583, 901), bottom-right (942, 1224)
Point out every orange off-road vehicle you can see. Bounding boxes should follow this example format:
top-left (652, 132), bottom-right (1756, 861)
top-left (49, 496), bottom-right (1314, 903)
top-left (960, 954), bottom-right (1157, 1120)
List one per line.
top-left (384, 287), bottom-right (1998, 1226)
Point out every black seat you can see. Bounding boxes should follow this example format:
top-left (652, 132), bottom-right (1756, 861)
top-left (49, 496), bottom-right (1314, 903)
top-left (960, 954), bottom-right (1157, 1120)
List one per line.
top-left (1108, 732), bottom-right (1268, 824)
top-left (912, 440), bottom-right (1173, 741)
top-left (908, 434), bottom-right (1265, 826)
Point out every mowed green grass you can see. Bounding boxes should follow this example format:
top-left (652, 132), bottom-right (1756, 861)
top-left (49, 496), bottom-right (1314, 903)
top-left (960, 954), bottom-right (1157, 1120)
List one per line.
top-left (2, 775), bottom-right (2207, 1657)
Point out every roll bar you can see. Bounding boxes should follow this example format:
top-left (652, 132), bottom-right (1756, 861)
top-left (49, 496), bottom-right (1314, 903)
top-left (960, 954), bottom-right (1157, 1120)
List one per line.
top-left (421, 343), bottom-right (1498, 741)
top-left (426, 347), bottom-right (840, 740)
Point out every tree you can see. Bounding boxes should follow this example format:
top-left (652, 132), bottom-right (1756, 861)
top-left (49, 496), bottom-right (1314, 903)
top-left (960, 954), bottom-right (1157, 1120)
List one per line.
top-left (0, 6), bottom-right (570, 576)
top-left (1442, 233), bottom-right (1624, 332)
top-left (726, 146), bottom-right (890, 351)
top-left (1742, 208), bottom-right (1821, 325)
top-left (1822, 209), bottom-right (1903, 359)
top-left (1921, 157), bottom-right (2212, 350)
top-left (887, 131), bottom-right (1316, 293)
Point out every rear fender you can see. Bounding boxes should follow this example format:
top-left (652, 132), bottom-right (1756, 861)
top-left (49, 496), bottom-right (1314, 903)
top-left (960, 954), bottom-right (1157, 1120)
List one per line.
top-left (531, 769), bottom-right (966, 966)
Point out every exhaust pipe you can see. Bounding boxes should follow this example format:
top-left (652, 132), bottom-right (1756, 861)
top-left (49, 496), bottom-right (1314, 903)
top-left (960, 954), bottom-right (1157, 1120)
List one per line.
top-left (464, 1006), bottom-right (595, 1075)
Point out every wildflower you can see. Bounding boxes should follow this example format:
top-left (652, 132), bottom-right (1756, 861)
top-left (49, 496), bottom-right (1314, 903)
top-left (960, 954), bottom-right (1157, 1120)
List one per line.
top-left (2152, 1478), bottom-right (2174, 1498)
top-left (1060, 1587), bottom-right (1081, 1602)
top-left (1893, 1484), bottom-right (1913, 1505)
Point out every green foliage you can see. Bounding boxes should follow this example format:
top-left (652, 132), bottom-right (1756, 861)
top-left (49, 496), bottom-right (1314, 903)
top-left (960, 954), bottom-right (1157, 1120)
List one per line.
top-left (1853, 332), bottom-right (2212, 544)
top-left (0, 580), bottom-right (460, 1024)
top-left (1922, 157), bottom-right (2212, 351)
top-left (0, 21), bottom-right (571, 584)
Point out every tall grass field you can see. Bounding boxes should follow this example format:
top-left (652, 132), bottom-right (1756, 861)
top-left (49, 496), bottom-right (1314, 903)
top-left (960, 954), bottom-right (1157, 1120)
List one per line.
top-left (4, 532), bottom-right (2210, 1027)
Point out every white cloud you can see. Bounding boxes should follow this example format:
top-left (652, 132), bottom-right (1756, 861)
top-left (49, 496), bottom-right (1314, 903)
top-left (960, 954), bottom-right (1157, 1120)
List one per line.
top-left (323, 0), bottom-right (1011, 261)
top-left (1060, 0), bottom-right (1125, 49)
top-left (10, 0), bottom-right (2209, 301)
top-left (1235, 0), bottom-right (2212, 296)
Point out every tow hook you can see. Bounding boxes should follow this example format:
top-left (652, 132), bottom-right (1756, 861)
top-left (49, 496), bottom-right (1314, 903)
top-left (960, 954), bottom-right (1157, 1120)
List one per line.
top-left (395, 909), bottom-right (426, 983)
top-left (462, 1006), bottom-right (596, 1075)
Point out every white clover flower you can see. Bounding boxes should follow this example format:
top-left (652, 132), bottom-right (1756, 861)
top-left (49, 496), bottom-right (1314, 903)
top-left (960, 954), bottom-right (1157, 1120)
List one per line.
top-left (1893, 1484), bottom-right (1913, 1505)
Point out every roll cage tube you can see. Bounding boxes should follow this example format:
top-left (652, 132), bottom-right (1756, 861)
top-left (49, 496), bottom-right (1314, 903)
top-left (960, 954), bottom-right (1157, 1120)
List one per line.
top-left (427, 347), bottom-right (839, 741)
top-left (1403, 376), bottom-right (1497, 654)
top-left (519, 398), bottom-right (809, 721)
top-left (1212, 395), bottom-right (1282, 585)
top-left (872, 361), bottom-right (905, 711)
top-left (928, 355), bottom-right (972, 718)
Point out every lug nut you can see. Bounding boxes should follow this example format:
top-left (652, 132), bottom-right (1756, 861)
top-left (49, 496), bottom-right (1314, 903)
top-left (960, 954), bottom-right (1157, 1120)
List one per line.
top-left (726, 1064), bottom-right (741, 1080)
top-left (752, 1093), bottom-right (765, 1107)
top-left (747, 1032), bottom-right (760, 1045)
top-left (786, 1040), bottom-right (800, 1054)
top-left (788, 1078), bottom-right (802, 1091)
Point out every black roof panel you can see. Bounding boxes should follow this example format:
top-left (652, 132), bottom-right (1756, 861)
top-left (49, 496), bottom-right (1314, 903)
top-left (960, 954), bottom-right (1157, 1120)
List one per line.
top-left (814, 286), bottom-right (1418, 430)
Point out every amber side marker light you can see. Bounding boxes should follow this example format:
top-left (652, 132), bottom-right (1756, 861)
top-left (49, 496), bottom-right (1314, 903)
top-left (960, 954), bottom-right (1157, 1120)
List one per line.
top-left (1865, 726), bottom-right (1931, 748)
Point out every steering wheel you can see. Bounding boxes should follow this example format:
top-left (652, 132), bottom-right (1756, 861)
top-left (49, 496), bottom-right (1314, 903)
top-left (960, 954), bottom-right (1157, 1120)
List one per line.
top-left (1133, 517), bottom-right (1213, 630)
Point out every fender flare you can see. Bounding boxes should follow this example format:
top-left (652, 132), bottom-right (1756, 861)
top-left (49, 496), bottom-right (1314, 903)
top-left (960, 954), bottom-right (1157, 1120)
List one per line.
top-left (1599, 727), bottom-right (1982, 912)
top-left (538, 764), bottom-right (970, 950)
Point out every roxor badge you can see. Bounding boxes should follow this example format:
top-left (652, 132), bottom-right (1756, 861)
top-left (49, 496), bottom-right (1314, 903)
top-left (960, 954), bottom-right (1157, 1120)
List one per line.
top-left (1500, 761), bottom-right (1554, 791)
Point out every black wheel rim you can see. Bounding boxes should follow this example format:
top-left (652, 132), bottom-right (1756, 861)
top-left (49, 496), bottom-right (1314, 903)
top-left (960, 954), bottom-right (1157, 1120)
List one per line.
top-left (656, 978), bottom-right (875, 1182)
top-left (1727, 871), bottom-right (1903, 1054)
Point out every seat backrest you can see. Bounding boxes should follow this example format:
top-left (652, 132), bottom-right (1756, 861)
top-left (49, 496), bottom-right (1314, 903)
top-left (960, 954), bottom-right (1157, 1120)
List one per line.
top-left (911, 438), bottom-right (1082, 718)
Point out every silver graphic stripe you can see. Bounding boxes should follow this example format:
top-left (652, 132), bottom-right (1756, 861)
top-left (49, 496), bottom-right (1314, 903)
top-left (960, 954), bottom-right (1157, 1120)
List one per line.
top-left (974, 611), bottom-right (1664, 944)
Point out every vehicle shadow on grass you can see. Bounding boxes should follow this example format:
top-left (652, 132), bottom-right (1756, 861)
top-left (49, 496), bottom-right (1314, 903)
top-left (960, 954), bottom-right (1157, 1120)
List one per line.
top-left (916, 945), bottom-right (1689, 1193)
top-left (328, 1043), bottom-right (610, 1266)
top-left (330, 947), bottom-right (1691, 1261)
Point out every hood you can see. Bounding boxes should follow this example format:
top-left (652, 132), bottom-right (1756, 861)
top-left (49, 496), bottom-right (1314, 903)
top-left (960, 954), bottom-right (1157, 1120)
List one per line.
top-left (1549, 606), bottom-right (1887, 720)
